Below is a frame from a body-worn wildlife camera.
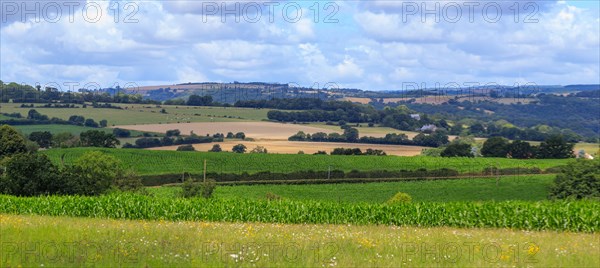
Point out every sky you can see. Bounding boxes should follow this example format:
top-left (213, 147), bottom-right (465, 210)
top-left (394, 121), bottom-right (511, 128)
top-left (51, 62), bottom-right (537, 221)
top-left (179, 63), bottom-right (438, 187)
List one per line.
top-left (1, 0), bottom-right (599, 91)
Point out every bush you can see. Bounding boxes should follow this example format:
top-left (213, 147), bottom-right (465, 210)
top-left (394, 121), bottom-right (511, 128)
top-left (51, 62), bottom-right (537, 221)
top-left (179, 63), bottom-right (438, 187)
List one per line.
top-left (177, 145), bottom-right (195, 151)
top-left (550, 159), bottom-right (600, 200)
top-left (386, 192), bottom-right (412, 204)
top-left (202, 179), bottom-right (216, 198)
top-left (181, 177), bottom-right (216, 198)
top-left (266, 192), bottom-right (282, 201)
top-left (112, 170), bottom-right (146, 194)
top-left (250, 146), bottom-right (268, 154)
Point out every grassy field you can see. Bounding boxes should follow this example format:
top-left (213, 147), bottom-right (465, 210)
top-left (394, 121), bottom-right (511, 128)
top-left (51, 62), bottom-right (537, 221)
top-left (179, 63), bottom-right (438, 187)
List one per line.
top-left (2, 214), bottom-right (598, 267)
top-left (10, 124), bottom-right (117, 136)
top-left (0, 103), bottom-right (270, 125)
top-left (149, 175), bottom-right (555, 202)
top-left (42, 148), bottom-right (571, 176)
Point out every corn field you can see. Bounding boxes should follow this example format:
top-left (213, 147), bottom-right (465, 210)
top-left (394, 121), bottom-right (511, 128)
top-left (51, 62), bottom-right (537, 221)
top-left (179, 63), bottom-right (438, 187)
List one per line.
top-left (0, 194), bottom-right (597, 232)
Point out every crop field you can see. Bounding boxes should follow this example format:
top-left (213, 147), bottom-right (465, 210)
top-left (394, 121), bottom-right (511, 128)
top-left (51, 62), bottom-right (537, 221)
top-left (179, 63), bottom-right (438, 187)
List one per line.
top-left (1, 194), bottom-right (598, 232)
top-left (42, 148), bottom-right (571, 176)
top-left (149, 175), bottom-right (555, 202)
top-left (0, 103), bottom-right (269, 125)
top-left (117, 121), bottom-right (339, 140)
top-left (150, 140), bottom-right (427, 156)
top-left (2, 213), bottom-right (598, 267)
top-left (10, 124), bottom-right (114, 135)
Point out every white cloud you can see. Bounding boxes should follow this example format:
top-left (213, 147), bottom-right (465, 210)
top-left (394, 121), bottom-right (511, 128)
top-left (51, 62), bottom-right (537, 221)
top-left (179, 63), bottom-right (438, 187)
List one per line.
top-left (0, 0), bottom-right (598, 90)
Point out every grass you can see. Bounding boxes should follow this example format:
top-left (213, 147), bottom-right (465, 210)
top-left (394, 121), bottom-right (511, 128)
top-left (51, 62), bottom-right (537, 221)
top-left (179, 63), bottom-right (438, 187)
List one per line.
top-left (0, 103), bottom-right (271, 125)
top-left (150, 175), bottom-right (555, 203)
top-left (42, 148), bottom-right (571, 176)
top-left (2, 214), bottom-right (598, 267)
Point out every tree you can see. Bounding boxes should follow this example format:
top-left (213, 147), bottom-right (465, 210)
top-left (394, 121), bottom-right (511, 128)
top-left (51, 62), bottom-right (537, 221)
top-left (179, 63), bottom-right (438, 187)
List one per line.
top-left (234, 132), bottom-right (246, 140)
top-left (508, 140), bottom-right (535, 159)
top-left (177, 144), bottom-right (196, 151)
top-left (27, 109), bottom-right (48, 120)
top-left (166, 129), bottom-right (181, 137)
top-left (68, 115), bottom-right (85, 125)
top-left (0, 153), bottom-right (61, 196)
top-left (99, 119), bottom-right (108, 128)
top-left (226, 132), bottom-right (234, 139)
top-left (84, 118), bottom-right (99, 128)
top-left (209, 144), bottom-right (222, 152)
top-left (250, 146), bottom-right (268, 154)
top-left (481, 137), bottom-right (509, 157)
top-left (187, 95), bottom-right (213, 106)
top-left (343, 127), bottom-right (359, 142)
top-left (550, 159), bottom-right (600, 199)
top-left (537, 135), bottom-right (574, 159)
top-left (441, 143), bottom-right (473, 157)
top-left (63, 151), bottom-right (124, 196)
top-left (29, 131), bottom-right (53, 148)
top-left (52, 132), bottom-right (79, 148)
top-left (80, 130), bottom-right (120, 148)
top-left (232, 144), bottom-right (247, 153)
top-left (113, 128), bottom-right (131, 138)
top-left (0, 125), bottom-right (27, 159)
top-left (469, 123), bottom-right (485, 135)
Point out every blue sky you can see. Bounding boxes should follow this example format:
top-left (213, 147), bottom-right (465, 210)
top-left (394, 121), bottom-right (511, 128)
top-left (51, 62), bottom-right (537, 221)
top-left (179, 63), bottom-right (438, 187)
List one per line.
top-left (1, 0), bottom-right (599, 91)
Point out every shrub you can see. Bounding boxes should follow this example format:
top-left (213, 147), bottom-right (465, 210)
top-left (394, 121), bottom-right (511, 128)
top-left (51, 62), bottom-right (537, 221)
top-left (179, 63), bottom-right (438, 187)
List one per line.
top-left (209, 144), bottom-right (222, 152)
top-left (202, 179), bottom-right (217, 198)
top-left (266, 192), bottom-right (282, 201)
top-left (386, 192), bottom-right (412, 204)
top-left (181, 177), bottom-right (216, 198)
top-left (180, 176), bottom-right (202, 198)
top-left (250, 146), bottom-right (268, 154)
top-left (112, 170), bottom-right (146, 194)
top-left (177, 145), bottom-right (196, 151)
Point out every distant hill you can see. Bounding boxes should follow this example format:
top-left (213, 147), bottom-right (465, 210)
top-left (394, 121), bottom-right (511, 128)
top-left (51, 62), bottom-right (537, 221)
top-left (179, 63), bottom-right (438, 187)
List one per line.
top-left (97, 82), bottom-right (600, 104)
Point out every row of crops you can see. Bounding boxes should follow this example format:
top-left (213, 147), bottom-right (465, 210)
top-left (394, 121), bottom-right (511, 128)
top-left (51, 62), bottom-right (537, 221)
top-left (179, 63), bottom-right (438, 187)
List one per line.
top-left (1, 194), bottom-right (597, 232)
top-left (42, 148), bottom-right (571, 176)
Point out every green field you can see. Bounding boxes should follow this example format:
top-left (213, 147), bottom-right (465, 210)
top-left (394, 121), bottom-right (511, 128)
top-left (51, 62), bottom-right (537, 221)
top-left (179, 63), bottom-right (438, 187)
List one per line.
top-left (42, 148), bottom-right (571, 176)
top-left (0, 103), bottom-right (271, 125)
top-left (150, 175), bottom-right (555, 202)
top-left (2, 214), bottom-right (598, 267)
top-left (11, 124), bottom-right (114, 136)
